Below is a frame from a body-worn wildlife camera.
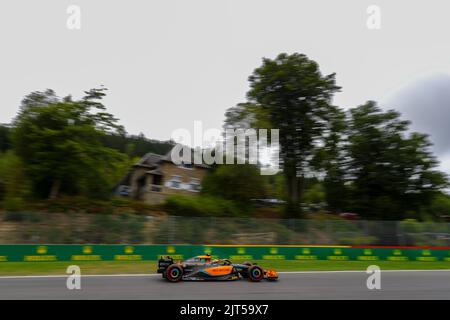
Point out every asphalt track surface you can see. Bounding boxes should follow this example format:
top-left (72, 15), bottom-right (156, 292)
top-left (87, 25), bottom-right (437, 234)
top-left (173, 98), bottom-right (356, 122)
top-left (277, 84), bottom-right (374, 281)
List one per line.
top-left (0, 270), bottom-right (449, 299)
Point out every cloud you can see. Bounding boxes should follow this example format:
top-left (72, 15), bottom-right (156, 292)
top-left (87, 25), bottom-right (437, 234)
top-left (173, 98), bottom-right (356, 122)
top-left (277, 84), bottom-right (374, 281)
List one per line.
top-left (383, 73), bottom-right (450, 159)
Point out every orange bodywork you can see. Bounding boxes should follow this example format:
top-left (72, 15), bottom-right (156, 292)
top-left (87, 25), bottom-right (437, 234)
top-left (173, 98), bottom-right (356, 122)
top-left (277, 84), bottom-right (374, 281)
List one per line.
top-left (265, 270), bottom-right (278, 279)
top-left (203, 265), bottom-right (233, 276)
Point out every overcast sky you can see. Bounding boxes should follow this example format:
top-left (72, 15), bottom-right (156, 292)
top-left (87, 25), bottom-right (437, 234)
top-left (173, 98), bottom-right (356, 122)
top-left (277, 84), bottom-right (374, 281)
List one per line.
top-left (1, 0), bottom-right (450, 172)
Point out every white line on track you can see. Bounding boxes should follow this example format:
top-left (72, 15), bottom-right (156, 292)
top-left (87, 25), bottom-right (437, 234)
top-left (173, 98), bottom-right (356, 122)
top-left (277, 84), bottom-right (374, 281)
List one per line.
top-left (278, 269), bottom-right (450, 274)
top-left (0, 269), bottom-right (449, 279)
top-left (0, 274), bottom-right (159, 279)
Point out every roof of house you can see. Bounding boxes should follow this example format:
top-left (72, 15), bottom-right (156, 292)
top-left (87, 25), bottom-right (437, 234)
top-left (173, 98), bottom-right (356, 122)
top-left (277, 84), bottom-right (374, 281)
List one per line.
top-left (161, 148), bottom-right (210, 169)
top-left (133, 152), bottom-right (163, 168)
top-left (133, 146), bottom-right (210, 171)
top-left (147, 168), bottom-right (163, 175)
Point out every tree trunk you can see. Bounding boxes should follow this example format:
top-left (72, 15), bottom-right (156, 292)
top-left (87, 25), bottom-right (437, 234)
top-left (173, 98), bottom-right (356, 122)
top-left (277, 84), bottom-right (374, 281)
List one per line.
top-left (284, 162), bottom-right (304, 218)
top-left (286, 174), bottom-right (304, 203)
top-left (49, 179), bottom-right (61, 199)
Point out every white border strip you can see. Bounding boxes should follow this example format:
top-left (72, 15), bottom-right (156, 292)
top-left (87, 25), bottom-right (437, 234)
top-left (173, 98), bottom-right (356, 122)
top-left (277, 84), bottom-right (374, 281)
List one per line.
top-left (1, 269), bottom-right (449, 279)
top-left (278, 269), bottom-right (450, 274)
top-left (0, 274), bottom-right (159, 279)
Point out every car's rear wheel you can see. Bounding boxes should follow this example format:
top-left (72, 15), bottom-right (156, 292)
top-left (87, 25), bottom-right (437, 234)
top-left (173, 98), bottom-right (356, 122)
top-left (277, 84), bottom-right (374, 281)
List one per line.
top-left (166, 264), bottom-right (183, 282)
top-left (248, 265), bottom-right (264, 282)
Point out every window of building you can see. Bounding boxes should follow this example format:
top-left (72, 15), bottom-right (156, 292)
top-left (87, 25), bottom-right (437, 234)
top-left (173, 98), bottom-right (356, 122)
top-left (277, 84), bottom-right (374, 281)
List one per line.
top-left (188, 178), bottom-right (201, 192)
top-left (178, 162), bottom-right (194, 170)
top-left (168, 175), bottom-right (182, 189)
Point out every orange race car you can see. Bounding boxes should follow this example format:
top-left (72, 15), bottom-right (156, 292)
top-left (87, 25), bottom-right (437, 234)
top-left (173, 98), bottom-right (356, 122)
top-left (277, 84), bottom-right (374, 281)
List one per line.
top-left (157, 255), bottom-right (279, 282)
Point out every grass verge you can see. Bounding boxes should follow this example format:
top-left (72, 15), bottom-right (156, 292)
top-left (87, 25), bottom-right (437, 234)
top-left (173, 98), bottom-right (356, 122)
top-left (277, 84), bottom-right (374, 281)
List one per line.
top-left (0, 260), bottom-right (449, 276)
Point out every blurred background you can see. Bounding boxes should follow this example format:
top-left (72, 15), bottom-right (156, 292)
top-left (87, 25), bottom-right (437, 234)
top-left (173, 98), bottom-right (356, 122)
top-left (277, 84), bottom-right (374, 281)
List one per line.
top-left (1, 1), bottom-right (450, 247)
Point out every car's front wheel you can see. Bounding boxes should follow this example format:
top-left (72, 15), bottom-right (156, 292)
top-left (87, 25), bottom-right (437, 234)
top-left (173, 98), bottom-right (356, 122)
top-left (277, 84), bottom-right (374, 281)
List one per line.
top-left (248, 265), bottom-right (264, 282)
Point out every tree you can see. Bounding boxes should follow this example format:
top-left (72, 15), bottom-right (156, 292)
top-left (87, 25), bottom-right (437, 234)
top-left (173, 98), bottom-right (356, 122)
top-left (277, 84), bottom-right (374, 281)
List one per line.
top-left (427, 192), bottom-right (450, 220)
top-left (100, 133), bottom-right (174, 158)
top-left (201, 164), bottom-right (268, 205)
top-left (0, 124), bottom-right (12, 152)
top-left (346, 101), bottom-right (448, 220)
top-left (12, 88), bottom-right (128, 199)
top-left (0, 151), bottom-right (31, 204)
top-left (311, 105), bottom-right (349, 212)
top-left (242, 53), bottom-right (340, 216)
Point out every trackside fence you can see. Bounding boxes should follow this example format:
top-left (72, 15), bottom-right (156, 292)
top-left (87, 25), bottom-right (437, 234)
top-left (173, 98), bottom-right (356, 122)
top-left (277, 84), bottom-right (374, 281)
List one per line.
top-left (1, 214), bottom-right (450, 246)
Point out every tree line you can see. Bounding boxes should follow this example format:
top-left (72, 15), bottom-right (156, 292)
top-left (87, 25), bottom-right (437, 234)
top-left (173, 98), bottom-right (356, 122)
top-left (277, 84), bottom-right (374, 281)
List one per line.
top-left (223, 53), bottom-right (449, 221)
top-left (0, 88), bottom-right (173, 203)
top-left (1, 52), bottom-right (449, 221)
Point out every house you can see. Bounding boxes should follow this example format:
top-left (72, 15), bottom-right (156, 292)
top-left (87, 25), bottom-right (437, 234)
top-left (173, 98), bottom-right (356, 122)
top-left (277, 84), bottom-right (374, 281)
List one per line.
top-left (116, 147), bottom-right (210, 204)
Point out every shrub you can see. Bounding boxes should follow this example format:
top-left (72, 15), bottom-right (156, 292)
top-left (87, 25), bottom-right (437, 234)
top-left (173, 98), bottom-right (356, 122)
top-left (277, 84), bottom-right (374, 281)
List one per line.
top-left (83, 214), bottom-right (123, 243)
top-left (4, 210), bottom-right (43, 223)
top-left (201, 164), bottom-right (268, 204)
top-left (3, 197), bottom-right (25, 212)
top-left (4, 211), bottom-right (26, 222)
top-left (164, 195), bottom-right (243, 217)
top-left (0, 152), bottom-right (31, 202)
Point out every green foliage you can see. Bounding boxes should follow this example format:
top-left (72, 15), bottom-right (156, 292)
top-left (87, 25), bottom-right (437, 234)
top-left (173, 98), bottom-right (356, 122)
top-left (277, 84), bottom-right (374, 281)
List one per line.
top-left (223, 53), bottom-right (448, 221)
top-left (101, 133), bottom-right (174, 158)
top-left (0, 124), bottom-right (12, 152)
top-left (271, 223), bottom-right (292, 244)
top-left (164, 195), bottom-right (242, 217)
top-left (201, 164), bottom-right (268, 205)
top-left (223, 103), bottom-right (271, 130)
top-left (24, 196), bottom-right (159, 216)
top-left (82, 213), bottom-right (145, 243)
top-left (427, 192), bottom-right (450, 220)
top-left (2, 198), bottom-right (26, 212)
top-left (154, 217), bottom-right (210, 244)
top-left (346, 101), bottom-right (448, 220)
top-left (311, 106), bottom-right (349, 212)
top-left (265, 173), bottom-right (287, 201)
top-left (245, 52), bottom-right (341, 207)
top-left (399, 218), bottom-right (450, 246)
top-left (4, 211), bottom-right (26, 222)
top-left (11, 88), bottom-right (129, 199)
top-left (4, 211), bottom-right (42, 223)
top-left (303, 183), bottom-right (325, 206)
top-left (0, 151), bottom-right (31, 205)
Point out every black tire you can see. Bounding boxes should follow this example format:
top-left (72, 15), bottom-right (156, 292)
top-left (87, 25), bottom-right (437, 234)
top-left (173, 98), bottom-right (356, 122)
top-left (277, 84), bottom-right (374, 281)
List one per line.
top-left (166, 264), bottom-right (183, 282)
top-left (242, 261), bottom-right (253, 266)
top-left (248, 265), bottom-right (264, 282)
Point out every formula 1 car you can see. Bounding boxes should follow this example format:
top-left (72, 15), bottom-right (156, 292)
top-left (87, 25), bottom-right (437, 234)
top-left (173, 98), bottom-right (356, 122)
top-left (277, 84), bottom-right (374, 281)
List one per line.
top-left (157, 254), bottom-right (278, 282)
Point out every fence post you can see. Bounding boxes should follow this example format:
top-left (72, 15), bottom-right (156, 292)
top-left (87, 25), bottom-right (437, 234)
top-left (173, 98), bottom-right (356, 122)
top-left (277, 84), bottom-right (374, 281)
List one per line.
top-left (168, 215), bottom-right (176, 244)
top-left (306, 219), bottom-right (311, 244)
top-left (447, 222), bottom-right (450, 246)
top-left (326, 220), bottom-right (332, 245)
top-left (396, 221), bottom-right (403, 246)
top-left (290, 219), bottom-right (295, 244)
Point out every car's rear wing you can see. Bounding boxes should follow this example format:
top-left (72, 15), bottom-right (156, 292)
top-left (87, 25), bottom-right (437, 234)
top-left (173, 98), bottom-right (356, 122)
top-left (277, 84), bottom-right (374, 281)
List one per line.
top-left (157, 256), bottom-right (174, 273)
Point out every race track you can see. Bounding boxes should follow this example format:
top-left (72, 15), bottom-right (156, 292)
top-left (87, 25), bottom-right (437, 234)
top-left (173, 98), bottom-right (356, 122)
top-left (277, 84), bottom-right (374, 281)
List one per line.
top-left (0, 270), bottom-right (449, 300)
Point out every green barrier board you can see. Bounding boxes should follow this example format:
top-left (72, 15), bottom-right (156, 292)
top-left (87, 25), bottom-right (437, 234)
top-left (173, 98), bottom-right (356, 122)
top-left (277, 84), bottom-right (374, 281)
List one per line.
top-left (0, 245), bottom-right (449, 262)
